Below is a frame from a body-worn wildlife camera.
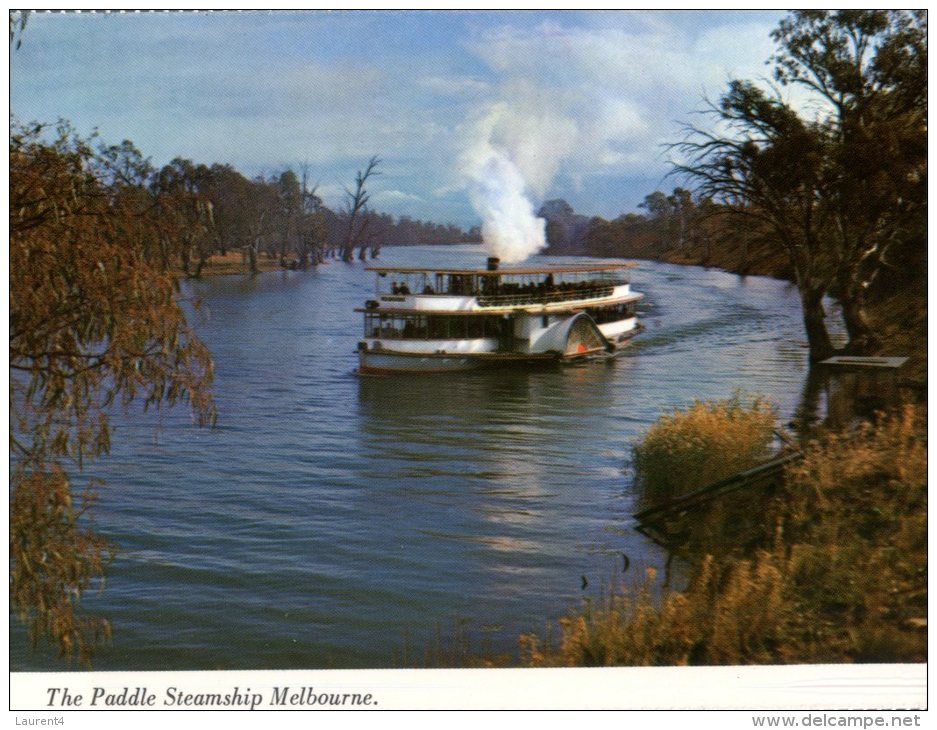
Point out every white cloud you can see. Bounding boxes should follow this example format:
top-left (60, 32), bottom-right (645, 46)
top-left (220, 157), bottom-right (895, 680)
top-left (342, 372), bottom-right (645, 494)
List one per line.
top-left (418, 75), bottom-right (490, 96)
top-left (11, 11), bottom-right (792, 225)
top-left (373, 189), bottom-right (425, 205)
top-left (691, 21), bottom-right (778, 88)
top-left (463, 17), bottom-right (784, 184)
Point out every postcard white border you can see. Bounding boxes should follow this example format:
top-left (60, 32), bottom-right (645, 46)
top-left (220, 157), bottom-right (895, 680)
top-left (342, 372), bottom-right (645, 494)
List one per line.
top-left (10, 664), bottom-right (927, 711)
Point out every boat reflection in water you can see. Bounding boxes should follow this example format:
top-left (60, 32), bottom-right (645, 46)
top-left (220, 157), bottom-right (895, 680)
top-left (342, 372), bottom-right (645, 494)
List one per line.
top-left (354, 361), bottom-right (658, 617)
top-left (356, 256), bottom-right (643, 374)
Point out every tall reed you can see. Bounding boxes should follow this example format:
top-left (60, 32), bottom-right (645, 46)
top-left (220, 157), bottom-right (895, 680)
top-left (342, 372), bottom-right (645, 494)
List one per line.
top-left (631, 392), bottom-right (777, 504)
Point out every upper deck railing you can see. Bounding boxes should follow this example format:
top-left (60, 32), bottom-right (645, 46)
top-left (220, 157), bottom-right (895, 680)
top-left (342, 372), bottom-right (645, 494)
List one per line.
top-left (476, 283), bottom-right (620, 307)
top-left (368, 263), bottom-right (636, 300)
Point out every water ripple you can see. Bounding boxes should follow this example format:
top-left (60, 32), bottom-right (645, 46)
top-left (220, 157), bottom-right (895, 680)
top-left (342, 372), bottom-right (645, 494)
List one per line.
top-left (12, 245), bottom-right (839, 671)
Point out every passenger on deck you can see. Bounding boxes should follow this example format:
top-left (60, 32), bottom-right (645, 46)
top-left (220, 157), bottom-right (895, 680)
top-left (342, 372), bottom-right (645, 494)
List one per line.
top-left (399, 283), bottom-right (411, 295)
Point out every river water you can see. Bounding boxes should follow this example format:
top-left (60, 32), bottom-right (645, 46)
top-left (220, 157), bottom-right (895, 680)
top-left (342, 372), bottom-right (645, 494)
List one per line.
top-left (12, 244), bottom-right (839, 671)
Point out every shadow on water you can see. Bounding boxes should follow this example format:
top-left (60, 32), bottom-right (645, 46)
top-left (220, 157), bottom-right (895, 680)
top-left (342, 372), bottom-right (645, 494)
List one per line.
top-left (792, 360), bottom-right (921, 438)
top-left (356, 361), bottom-right (622, 425)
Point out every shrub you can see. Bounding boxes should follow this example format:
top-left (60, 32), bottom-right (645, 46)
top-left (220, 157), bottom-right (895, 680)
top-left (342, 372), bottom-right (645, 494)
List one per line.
top-left (631, 393), bottom-right (777, 502)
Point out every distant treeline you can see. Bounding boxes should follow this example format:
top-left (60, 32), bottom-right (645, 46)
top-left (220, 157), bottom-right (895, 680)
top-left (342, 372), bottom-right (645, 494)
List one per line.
top-left (11, 122), bottom-right (479, 277)
top-left (538, 192), bottom-right (794, 277)
top-left (538, 186), bottom-right (923, 302)
top-left (142, 158), bottom-right (479, 272)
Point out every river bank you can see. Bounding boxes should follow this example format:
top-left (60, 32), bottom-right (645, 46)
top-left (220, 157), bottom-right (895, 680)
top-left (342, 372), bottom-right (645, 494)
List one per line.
top-left (524, 231), bottom-right (926, 667)
top-left (513, 403), bottom-right (927, 667)
top-left (185, 250), bottom-right (294, 276)
top-left (626, 241), bottom-right (927, 384)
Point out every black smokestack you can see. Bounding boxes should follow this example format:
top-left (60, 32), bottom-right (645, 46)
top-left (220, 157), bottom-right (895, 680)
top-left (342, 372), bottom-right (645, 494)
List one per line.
top-left (487, 256), bottom-right (500, 272)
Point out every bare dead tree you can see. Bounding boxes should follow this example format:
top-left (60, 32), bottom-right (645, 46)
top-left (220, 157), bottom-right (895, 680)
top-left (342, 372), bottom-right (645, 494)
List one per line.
top-left (298, 164), bottom-right (327, 268)
top-left (340, 155), bottom-right (381, 263)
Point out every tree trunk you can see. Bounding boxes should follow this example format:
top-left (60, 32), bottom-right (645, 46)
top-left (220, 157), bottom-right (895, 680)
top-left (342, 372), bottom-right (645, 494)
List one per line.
top-left (840, 294), bottom-right (877, 354)
top-left (830, 242), bottom-right (879, 352)
top-left (791, 365), bottom-right (827, 438)
top-left (800, 288), bottom-right (836, 362)
top-left (248, 240), bottom-right (259, 274)
top-left (193, 251), bottom-right (208, 279)
top-left (179, 246), bottom-right (191, 277)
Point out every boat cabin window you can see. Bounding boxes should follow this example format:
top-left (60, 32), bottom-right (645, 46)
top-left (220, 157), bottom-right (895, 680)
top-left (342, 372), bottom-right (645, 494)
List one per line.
top-left (377, 272), bottom-right (429, 296)
top-left (585, 302), bottom-right (637, 324)
top-left (364, 313), bottom-right (504, 340)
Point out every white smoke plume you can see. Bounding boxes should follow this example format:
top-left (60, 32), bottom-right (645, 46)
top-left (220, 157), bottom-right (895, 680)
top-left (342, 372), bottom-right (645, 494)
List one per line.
top-left (464, 143), bottom-right (546, 265)
top-left (462, 99), bottom-right (578, 264)
top-left (458, 21), bottom-right (680, 264)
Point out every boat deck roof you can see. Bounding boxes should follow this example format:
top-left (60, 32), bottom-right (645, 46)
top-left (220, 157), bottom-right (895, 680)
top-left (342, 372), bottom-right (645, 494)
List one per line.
top-left (366, 262), bottom-right (637, 275)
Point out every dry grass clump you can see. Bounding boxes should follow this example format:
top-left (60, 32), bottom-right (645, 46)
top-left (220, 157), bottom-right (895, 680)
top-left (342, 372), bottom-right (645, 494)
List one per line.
top-left (631, 393), bottom-right (777, 503)
top-left (521, 406), bottom-right (926, 666)
top-left (520, 557), bottom-right (788, 666)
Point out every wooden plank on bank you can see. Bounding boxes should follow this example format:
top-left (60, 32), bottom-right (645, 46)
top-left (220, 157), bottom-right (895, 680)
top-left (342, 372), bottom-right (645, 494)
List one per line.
top-left (819, 356), bottom-right (909, 370)
top-left (633, 450), bottom-right (804, 525)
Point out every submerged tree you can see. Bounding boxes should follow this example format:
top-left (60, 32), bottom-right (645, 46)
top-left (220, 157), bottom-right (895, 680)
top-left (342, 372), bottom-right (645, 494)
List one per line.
top-left (339, 155), bottom-right (381, 262)
top-left (10, 120), bottom-right (215, 663)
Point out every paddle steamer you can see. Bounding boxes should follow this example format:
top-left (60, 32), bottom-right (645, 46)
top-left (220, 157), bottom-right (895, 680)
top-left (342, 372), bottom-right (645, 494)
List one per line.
top-left (356, 257), bottom-right (643, 374)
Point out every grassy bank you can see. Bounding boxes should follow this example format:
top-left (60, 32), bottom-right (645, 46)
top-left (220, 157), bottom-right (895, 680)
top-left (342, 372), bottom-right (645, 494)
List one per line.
top-left (516, 403), bottom-right (926, 666)
top-left (184, 251), bottom-right (285, 277)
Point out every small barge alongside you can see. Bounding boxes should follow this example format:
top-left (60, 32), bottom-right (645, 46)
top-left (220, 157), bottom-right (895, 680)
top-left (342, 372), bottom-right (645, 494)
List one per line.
top-left (356, 257), bottom-right (644, 374)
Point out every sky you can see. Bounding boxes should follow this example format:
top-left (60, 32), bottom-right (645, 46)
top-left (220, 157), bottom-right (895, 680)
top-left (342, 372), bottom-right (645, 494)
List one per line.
top-left (10, 10), bottom-right (790, 228)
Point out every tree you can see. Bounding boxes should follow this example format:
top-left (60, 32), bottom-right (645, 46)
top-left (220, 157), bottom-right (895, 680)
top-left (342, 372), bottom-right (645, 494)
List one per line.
top-left (152, 158), bottom-right (216, 278)
top-left (201, 163), bottom-right (253, 257)
top-left (770, 10), bottom-right (926, 351)
top-left (639, 191), bottom-right (674, 254)
top-left (273, 169), bottom-right (303, 265)
top-left (668, 187), bottom-right (695, 251)
top-left (295, 167), bottom-right (327, 267)
top-left (537, 199), bottom-right (591, 254)
top-left (10, 120), bottom-right (215, 663)
top-left (242, 176), bottom-right (277, 273)
top-left (339, 155), bottom-right (381, 262)
top-left (673, 10), bottom-right (926, 359)
top-left (675, 81), bottom-right (837, 360)
top-left (9, 9), bottom-right (28, 49)
top-left (296, 162), bottom-right (327, 267)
